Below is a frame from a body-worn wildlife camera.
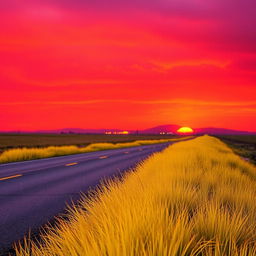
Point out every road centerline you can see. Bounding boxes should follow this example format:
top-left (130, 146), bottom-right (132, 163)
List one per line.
top-left (0, 174), bottom-right (23, 181)
top-left (99, 156), bottom-right (108, 159)
top-left (65, 162), bottom-right (78, 167)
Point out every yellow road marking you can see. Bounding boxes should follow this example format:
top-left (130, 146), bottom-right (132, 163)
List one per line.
top-left (99, 156), bottom-right (108, 159)
top-left (0, 174), bottom-right (22, 181)
top-left (65, 162), bottom-right (78, 167)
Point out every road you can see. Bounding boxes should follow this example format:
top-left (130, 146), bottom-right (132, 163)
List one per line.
top-left (0, 142), bottom-right (174, 252)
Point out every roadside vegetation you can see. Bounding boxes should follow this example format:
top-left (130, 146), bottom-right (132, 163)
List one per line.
top-left (0, 134), bottom-right (180, 153)
top-left (217, 135), bottom-right (256, 165)
top-left (16, 136), bottom-right (256, 255)
top-left (217, 135), bottom-right (256, 144)
top-left (0, 137), bottom-right (191, 164)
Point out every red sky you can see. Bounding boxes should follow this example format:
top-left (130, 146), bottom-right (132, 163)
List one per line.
top-left (0, 0), bottom-right (256, 131)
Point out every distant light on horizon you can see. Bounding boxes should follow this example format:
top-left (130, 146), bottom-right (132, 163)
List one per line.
top-left (120, 131), bottom-right (129, 135)
top-left (105, 131), bottom-right (129, 135)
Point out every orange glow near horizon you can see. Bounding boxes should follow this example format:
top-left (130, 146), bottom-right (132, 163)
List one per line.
top-left (0, 1), bottom-right (255, 132)
top-left (177, 127), bottom-right (194, 134)
top-left (105, 131), bottom-right (129, 135)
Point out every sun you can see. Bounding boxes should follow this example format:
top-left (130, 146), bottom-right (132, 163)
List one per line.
top-left (177, 127), bottom-right (194, 134)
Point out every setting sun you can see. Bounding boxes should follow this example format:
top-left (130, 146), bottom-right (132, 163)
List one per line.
top-left (177, 127), bottom-right (194, 134)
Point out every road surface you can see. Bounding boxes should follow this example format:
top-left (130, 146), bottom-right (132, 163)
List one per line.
top-left (0, 142), bottom-right (176, 253)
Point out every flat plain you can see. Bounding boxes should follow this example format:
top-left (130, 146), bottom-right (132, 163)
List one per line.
top-left (0, 134), bottom-right (179, 152)
top-left (217, 135), bottom-right (256, 164)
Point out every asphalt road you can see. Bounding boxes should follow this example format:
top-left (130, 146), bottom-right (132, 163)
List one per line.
top-left (0, 142), bottom-right (173, 252)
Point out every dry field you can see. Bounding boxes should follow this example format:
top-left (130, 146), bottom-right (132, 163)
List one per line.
top-left (0, 134), bottom-right (180, 152)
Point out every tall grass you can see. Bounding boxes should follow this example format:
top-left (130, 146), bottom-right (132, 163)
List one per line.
top-left (0, 137), bottom-right (190, 164)
top-left (15, 136), bottom-right (256, 255)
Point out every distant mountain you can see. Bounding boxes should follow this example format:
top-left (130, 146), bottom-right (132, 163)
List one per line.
top-left (194, 127), bottom-right (255, 135)
top-left (0, 125), bottom-right (255, 135)
top-left (142, 125), bottom-right (255, 135)
top-left (141, 125), bottom-right (180, 134)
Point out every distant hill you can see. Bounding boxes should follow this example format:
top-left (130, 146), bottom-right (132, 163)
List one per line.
top-left (34, 128), bottom-right (131, 134)
top-left (36, 128), bottom-right (119, 134)
top-left (194, 127), bottom-right (255, 135)
top-left (141, 125), bottom-right (180, 134)
top-left (142, 125), bottom-right (255, 135)
top-left (0, 125), bottom-right (255, 135)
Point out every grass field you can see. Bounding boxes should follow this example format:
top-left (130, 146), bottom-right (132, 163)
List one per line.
top-left (217, 135), bottom-right (256, 165)
top-left (217, 135), bottom-right (256, 144)
top-left (16, 136), bottom-right (256, 255)
top-left (0, 134), bottom-right (180, 152)
top-left (0, 137), bottom-right (190, 164)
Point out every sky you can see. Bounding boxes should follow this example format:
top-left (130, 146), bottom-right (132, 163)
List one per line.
top-left (0, 0), bottom-right (255, 131)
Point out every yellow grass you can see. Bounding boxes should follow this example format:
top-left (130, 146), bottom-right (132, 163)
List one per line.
top-left (15, 136), bottom-right (256, 255)
top-left (0, 137), bottom-right (191, 164)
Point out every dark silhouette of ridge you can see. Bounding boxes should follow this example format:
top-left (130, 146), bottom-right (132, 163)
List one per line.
top-left (0, 125), bottom-right (255, 135)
